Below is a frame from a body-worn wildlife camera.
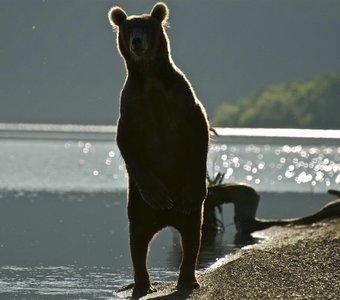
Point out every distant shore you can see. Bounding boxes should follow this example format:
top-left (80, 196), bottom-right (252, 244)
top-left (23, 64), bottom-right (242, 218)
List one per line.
top-left (129, 218), bottom-right (339, 299)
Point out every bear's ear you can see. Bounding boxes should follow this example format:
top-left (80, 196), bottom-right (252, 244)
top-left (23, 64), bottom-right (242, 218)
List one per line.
top-left (108, 6), bottom-right (128, 29)
top-left (150, 2), bottom-right (169, 25)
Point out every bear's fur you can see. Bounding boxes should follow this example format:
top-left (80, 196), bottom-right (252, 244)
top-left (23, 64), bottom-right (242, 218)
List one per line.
top-left (108, 3), bottom-right (209, 298)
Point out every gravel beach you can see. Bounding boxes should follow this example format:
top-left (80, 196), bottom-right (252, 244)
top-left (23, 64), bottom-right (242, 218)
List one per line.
top-left (124, 218), bottom-right (339, 300)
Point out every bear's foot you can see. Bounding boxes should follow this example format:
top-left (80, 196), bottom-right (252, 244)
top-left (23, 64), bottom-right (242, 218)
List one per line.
top-left (132, 285), bottom-right (157, 299)
top-left (176, 279), bottom-right (200, 291)
top-left (117, 282), bottom-right (135, 292)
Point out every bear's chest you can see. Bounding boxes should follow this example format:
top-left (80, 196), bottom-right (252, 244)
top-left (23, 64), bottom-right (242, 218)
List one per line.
top-left (131, 87), bottom-right (188, 157)
top-left (127, 82), bottom-right (185, 135)
top-left (138, 98), bottom-right (183, 149)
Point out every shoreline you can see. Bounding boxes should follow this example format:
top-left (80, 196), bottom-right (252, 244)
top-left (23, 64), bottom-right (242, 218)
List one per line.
top-left (124, 218), bottom-right (339, 299)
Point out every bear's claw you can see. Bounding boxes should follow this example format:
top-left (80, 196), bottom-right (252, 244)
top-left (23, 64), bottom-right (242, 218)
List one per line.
top-left (140, 184), bottom-right (174, 210)
top-left (132, 285), bottom-right (157, 299)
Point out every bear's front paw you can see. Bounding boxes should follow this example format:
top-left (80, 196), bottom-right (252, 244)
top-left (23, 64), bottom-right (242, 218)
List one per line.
top-left (182, 200), bottom-right (201, 215)
top-left (140, 183), bottom-right (173, 210)
top-left (181, 188), bottom-right (206, 215)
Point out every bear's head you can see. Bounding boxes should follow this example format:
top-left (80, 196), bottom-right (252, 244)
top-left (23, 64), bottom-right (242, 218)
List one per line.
top-left (108, 2), bottom-right (170, 66)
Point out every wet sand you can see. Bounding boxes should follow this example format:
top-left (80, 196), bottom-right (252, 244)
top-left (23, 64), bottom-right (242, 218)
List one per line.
top-left (120, 218), bottom-right (339, 299)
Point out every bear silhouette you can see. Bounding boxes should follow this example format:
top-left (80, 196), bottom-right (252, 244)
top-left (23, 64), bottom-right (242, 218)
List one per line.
top-left (108, 2), bottom-right (209, 298)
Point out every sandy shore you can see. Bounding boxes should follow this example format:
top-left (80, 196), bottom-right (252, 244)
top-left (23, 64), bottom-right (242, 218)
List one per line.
top-left (119, 218), bottom-right (340, 299)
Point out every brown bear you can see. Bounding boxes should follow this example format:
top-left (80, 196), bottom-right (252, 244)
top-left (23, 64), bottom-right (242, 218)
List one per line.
top-left (108, 2), bottom-right (209, 298)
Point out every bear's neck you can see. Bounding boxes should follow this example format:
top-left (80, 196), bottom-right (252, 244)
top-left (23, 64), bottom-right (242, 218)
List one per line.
top-left (125, 52), bottom-right (173, 76)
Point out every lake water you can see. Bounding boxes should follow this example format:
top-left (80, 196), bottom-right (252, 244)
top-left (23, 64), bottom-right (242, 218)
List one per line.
top-left (0, 124), bottom-right (339, 299)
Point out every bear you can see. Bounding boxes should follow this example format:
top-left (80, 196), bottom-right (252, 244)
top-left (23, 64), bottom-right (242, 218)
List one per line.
top-left (108, 2), bottom-right (209, 298)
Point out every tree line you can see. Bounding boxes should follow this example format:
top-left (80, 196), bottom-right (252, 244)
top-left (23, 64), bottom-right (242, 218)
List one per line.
top-left (213, 72), bottom-right (340, 129)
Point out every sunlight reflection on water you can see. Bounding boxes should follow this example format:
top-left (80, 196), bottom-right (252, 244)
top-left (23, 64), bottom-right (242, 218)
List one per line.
top-left (208, 143), bottom-right (339, 192)
top-left (0, 125), bottom-right (339, 193)
top-left (0, 138), bottom-right (339, 193)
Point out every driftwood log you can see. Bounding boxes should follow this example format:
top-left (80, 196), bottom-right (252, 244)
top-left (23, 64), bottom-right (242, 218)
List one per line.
top-left (203, 179), bottom-right (340, 234)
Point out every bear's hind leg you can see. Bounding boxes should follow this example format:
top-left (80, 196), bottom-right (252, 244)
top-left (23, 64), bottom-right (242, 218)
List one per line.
top-left (176, 209), bottom-right (203, 290)
top-left (129, 222), bottom-right (157, 298)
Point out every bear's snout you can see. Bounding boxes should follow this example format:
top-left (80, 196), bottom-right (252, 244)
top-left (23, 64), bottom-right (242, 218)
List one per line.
top-left (129, 31), bottom-right (147, 56)
top-left (132, 37), bottom-right (143, 50)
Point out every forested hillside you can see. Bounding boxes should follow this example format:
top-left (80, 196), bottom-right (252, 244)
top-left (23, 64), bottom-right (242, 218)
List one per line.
top-left (213, 72), bottom-right (340, 129)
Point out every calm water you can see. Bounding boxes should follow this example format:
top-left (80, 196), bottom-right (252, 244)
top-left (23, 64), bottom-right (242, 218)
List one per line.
top-left (0, 125), bottom-right (339, 299)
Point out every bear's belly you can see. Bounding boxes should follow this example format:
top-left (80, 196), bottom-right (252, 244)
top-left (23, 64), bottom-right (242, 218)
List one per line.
top-left (141, 129), bottom-right (187, 181)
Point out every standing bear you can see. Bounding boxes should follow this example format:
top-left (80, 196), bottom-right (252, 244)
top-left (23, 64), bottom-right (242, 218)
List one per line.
top-left (108, 2), bottom-right (209, 298)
